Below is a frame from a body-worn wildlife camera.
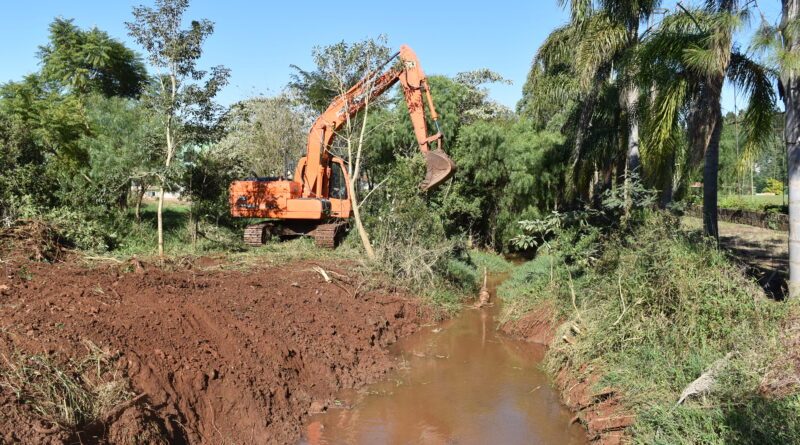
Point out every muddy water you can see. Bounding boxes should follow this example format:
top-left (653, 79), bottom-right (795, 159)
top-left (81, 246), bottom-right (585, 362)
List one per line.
top-left (299, 274), bottom-right (588, 445)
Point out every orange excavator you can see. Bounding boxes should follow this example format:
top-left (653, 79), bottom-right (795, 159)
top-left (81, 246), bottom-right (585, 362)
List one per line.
top-left (229, 45), bottom-right (456, 247)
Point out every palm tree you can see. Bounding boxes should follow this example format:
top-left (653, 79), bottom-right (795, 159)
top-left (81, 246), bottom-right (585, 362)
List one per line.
top-left (639, 2), bottom-right (775, 239)
top-left (522, 1), bottom-right (662, 204)
top-left (753, 1), bottom-right (800, 298)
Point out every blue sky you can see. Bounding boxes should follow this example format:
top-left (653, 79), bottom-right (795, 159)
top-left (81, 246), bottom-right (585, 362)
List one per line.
top-left (0, 1), bottom-right (785, 113)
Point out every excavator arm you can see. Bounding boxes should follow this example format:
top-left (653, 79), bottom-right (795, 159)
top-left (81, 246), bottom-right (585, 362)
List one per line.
top-left (300, 45), bottom-right (456, 197)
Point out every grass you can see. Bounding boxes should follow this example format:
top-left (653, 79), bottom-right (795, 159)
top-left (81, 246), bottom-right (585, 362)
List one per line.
top-left (498, 211), bottom-right (799, 444)
top-left (468, 249), bottom-right (514, 274)
top-left (0, 340), bottom-right (132, 429)
top-left (73, 201), bottom-right (482, 314)
top-left (717, 194), bottom-right (787, 214)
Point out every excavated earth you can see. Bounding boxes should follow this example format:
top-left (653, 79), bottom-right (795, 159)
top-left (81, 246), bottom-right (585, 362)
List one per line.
top-left (0, 254), bottom-right (433, 444)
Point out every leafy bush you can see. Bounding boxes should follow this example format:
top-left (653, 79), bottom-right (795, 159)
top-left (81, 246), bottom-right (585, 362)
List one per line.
top-left (762, 178), bottom-right (784, 195)
top-left (718, 194), bottom-right (787, 214)
top-left (363, 155), bottom-right (477, 307)
top-left (44, 207), bottom-right (120, 251)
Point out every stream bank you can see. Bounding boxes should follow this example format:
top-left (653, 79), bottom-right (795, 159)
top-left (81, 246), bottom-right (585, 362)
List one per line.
top-left (500, 312), bottom-right (632, 445)
top-left (0, 256), bottom-right (435, 444)
top-left (300, 273), bottom-right (588, 445)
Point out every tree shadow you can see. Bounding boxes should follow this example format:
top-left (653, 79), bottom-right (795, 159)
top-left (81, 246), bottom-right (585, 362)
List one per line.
top-left (138, 205), bottom-right (190, 234)
top-left (721, 393), bottom-right (800, 445)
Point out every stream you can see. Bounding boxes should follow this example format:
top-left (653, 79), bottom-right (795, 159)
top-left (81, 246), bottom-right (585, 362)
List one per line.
top-left (298, 273), bottom-right (588, 445)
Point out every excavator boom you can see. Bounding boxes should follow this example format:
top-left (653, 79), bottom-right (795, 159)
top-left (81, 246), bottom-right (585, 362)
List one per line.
top-left (230, 45), bottom-right (455, 247)
top-left (302, 45), bottom-right (456, 196)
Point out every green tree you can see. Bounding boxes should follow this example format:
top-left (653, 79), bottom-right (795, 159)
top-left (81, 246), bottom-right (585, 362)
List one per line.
top-left (288, 36), bottom-right (391, 115)
top-left (75, 95), bottom-right (163, 218)
top-left (126, 0), bottom-right (230, 256)
top-left (218, 93), bottom-right (309, 178)
top-left (446, 119), bottom-right (564, 248)
top-left (39, 17), bottom-right (147, 99)
top-left (639, 2), bottom-right (774, 238)
top-left (522, 0), bottom-right (662, 209)
top-left (0, 75), bottom-right (89, 168)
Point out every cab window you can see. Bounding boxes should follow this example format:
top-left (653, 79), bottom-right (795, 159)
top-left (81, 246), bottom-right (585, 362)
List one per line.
top-left (329, 162), bottom-right (348, 200)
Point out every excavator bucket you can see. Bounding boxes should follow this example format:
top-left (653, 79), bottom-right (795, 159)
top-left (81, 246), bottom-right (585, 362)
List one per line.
top-left (420, 149), bottom-right (457, 191)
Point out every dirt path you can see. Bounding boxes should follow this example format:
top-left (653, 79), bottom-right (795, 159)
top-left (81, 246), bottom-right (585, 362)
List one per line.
top-left (0, 257), bottom-right (432, 444)
top-left (682, 216), bottom-right (788, 271)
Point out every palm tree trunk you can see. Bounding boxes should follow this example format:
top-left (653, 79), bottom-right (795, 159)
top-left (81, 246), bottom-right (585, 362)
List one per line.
top-left (625, 85), bottom-right (641, 174)
top-left (703, 114), bottom-right (723, 240)
top-left (782, 0), bottom-right (800, 299)
top-left (689, 75), bottom-right (725, 240)
top-left (625, 24), bottom-right (641, 176)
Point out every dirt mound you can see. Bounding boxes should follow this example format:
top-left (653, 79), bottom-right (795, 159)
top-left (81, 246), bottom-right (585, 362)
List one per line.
top-left (0, 257), bottom-right (431, 444)
top-left (0, 219), bottom-right (67, 262)
top-left (499, 305), bottom-right (559, 345)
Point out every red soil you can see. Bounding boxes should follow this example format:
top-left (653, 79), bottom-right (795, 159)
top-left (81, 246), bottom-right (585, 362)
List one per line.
top-left (0, 256), bottom-right (432, 444)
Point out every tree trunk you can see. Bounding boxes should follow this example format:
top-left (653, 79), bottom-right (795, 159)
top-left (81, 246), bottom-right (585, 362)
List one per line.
top-left (624, 20), bottom-right (641, 176)
top-left (134, 182), bottom-right (146, 222)
top-left (689, 74), bottom-right (725, 240)
top-left (703, 115), bottom-right (723, 240)
top-left (783, 0), bottom-right (800, 299)
top-left (158, 68), bottom-right (177, 257)
top-left (348, 89), bottom-right (375, 260)
top-left (661, 150), bottom-right (675, 208)
top-left (625, 84), bottom-right (641, 175)
top-left (118, 180), bottom-right (130, 210)
top-left (157, 184), bottom-right (165, 256)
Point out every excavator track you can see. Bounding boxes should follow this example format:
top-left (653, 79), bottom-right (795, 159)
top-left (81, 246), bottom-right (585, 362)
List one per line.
top-left (243, 222), bottom-right (270, 247)
top-left (244, 221), bottom-right (349, 248)
top-left (310, 222), bottom-right (349, 249)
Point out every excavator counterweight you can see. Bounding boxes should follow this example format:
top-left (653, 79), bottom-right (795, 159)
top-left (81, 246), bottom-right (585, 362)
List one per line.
top-left (230, 45), bottom-right (456, 247)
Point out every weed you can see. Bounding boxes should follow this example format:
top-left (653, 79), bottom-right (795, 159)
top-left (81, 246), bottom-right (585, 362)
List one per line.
top-left (17, 265), bottom-right (32, 280)
top-left (0, 340), bottom-right (132, 429)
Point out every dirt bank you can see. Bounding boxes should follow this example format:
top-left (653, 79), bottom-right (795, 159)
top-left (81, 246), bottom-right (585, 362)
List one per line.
top-left (0, 256), bottom-right (432, 444)
top-left (500, 311), bottom-right (632, 445)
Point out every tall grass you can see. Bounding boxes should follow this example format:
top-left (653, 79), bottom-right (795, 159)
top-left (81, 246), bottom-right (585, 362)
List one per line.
top-left (499, 211), bottom-right (799, 444)
top-left (1, 341), bottom-right (132, 429)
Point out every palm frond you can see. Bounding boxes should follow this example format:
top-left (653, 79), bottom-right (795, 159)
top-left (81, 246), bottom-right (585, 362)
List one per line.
top-left (559, 0), bottom-right (595, 23)
top-left (576, 13), bottom-right (629, 88)
top-left (727, 51), bottom-right (777, 170)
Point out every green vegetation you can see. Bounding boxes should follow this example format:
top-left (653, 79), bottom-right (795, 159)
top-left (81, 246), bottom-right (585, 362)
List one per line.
top-left (1, 342), bottom-right (132, 429)
top-left (468, 250), bottom-right (514, 274)
top-left (717, 194), bottom-right (787, 214)
top-left (501, 208), bottom-right (798, 443)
